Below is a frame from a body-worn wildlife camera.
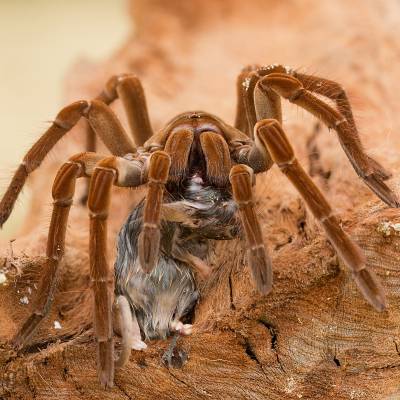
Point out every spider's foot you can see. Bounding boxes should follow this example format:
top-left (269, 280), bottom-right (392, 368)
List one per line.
top-left (352, 155), bottom-right (398, 207)
top-left (353, 268), bottom-right (387, 312)
top-left (367, 156), bottom-right (392, 181)
top-left (247, 247), bottom-right (273, 295)
top-left (10, 313), bottom-right (43, 351)
top-left (10, 336), bottom-right (23, 351)
top-left (132, 338), bottom-right (147, 351)
top-left (363, 173), bottom-right (400, 208)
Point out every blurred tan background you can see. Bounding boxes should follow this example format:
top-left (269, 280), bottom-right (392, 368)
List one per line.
top-left (0, 0), bottom-right (129, 239)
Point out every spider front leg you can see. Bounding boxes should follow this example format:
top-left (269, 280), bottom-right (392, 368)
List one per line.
top-left (138, 152), bottom-right (171, 273)
top-left (12, 152), bottom-right (106, 348)
top-left (257, 71), bottom-right (399, 208)
top-left (81, 74), bottom-right (153, 203)
top-left (256, 119), bottom-right (386, 311)
top-left (95, 74), bottom-right (154, 146)
top-left (0, 99), bottom-right (136, 228)
top-left (87, 152), bottom-right (153, 387)
top-left (12, 150), bottom-right (148, 388)
top-left (229, 164), bottom-right (273, 295)
top-left (294, 71), bottom-right (391, 180)
top-left (235, 64), bottom-right (283, 137)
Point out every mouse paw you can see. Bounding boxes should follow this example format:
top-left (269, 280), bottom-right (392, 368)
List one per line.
top-left (180, 324), bottom-right (193, 336)
top-left (171, 321), bottom-right (193, 336)
top-left (132, 338), bottom-right (147, 351)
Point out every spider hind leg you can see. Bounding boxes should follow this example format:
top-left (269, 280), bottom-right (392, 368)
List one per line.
top-left (256, 119), bottom-right (386, 311)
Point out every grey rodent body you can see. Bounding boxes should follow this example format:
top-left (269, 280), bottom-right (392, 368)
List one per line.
top-left (114, 176), bottom-right (241, 340)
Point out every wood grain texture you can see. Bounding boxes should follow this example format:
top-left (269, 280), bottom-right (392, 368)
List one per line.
top-left (1, 0), bottom-right (400, 398)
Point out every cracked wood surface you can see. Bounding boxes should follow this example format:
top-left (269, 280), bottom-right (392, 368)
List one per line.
top-left (1, 0), bottom-right (400, 399)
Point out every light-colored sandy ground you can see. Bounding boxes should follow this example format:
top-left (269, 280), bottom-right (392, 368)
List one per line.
top-left (0, 0), bottom-right (129, 239)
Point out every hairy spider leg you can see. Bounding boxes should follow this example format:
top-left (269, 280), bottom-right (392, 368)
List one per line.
top-left (257, 70), bottom-right (399, 208)
top-left (293, 71), bottom-right (392, 180)
top-left (12, 149), bottom-right (148, 388)
top-left (138, 151), bottom-right (171, 273)
top-left (234, 64), bottom-right (398, 208)
top-left (90, 74), bottom-right (154, 148)
top-left (256, 119), bottom-right (386, 311)
top-left (235, 64), bottom-right (283, 137)
top-left (230, 164), bottom-right (273, 294)
top-left (87, 153), bottom-right (151, 388)
top-left (0, 100), bottom-right (136, 228)
top-left (11, 152), bottom-right (104, 349)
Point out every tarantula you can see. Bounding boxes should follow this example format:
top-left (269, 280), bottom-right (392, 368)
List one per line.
top-left (1, 64), bottom-right (397, 388)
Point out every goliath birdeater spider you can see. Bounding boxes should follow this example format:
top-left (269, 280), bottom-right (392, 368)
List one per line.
top-left (1, 64), bottom-right (398, 388)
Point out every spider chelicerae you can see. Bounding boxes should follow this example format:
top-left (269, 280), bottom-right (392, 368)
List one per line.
top-left (1, 64), bottom-right (397, 388)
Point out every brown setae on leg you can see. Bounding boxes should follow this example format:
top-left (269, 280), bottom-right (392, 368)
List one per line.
top-left (257, 71), bottom-right (399, 208)
top-left (12, 152), bottom-right (106, 349)
top-left (138, 151), bottom-right (171, 273)
top-left (0, 100), bottom-right (136, 228)
top-left (229, 164), bottom-right (273, 295)
top-left (256, 118), bottom-right (386, 311)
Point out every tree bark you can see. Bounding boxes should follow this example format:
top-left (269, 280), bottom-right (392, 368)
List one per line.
top-left (1, 1), bottom-right (400, 399)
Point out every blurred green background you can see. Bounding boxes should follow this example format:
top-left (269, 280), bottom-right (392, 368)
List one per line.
top-left (0, 0), bottom-right (129, 239)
